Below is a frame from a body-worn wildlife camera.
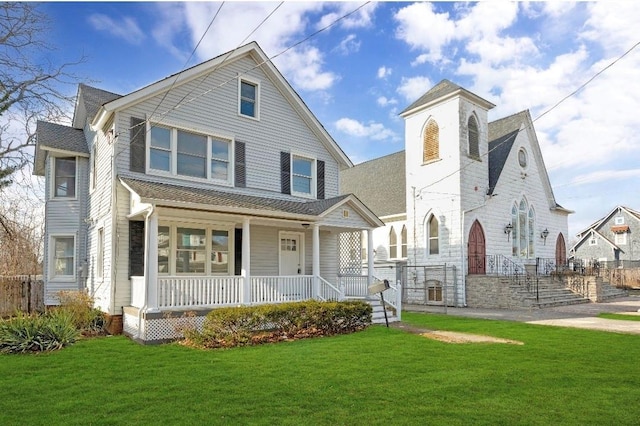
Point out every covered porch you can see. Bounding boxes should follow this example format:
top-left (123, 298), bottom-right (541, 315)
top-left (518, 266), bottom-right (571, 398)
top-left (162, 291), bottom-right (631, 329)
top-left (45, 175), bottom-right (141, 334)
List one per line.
top-left (119, 178), bottom-right (386, 342)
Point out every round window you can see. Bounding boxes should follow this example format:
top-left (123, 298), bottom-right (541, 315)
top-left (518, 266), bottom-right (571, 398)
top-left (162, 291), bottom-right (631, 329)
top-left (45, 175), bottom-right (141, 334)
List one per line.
top-left (518, 148), bottom-right (527, 168)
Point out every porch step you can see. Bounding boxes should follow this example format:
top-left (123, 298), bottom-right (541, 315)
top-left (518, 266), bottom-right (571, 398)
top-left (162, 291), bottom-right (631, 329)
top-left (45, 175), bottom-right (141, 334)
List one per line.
top-left (367, 297), bottom-right (399, 325)
top-left (510, 279), bottom-right (590, 309)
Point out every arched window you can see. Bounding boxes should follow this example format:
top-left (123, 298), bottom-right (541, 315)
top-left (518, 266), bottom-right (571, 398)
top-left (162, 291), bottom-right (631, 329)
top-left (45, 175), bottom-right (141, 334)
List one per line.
top-left (389, 227), bottom-right (397, 259)
top-left (427, 215), bottom-right (439, 255)
top-left (468, 115), bottom-right (479, 158)
top-left (511, 199), bottom-right (535, 258)
top-left (401, 225), bottom-right (407, 258)
top-left (423, 120), bottom-right (439, 163)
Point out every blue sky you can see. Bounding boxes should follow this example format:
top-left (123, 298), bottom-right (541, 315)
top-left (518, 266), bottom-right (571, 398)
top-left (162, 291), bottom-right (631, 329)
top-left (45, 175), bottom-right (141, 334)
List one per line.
top-left (32, 1), bottom-right (640, 240)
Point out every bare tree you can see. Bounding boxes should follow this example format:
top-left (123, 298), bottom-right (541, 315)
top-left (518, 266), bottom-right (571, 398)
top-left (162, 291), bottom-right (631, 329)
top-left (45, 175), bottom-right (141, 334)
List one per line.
top-left (0, 2), bottom-right (85, 183)
top-left (0, 193), bottom-right (43, 275)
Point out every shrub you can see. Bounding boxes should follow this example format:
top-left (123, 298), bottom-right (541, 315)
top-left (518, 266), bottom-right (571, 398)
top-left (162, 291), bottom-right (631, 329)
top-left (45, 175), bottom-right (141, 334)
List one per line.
top-left (184, 300), bottom-right (371, 349)
top-left (0, 310), bottom-right (79, 354)
top-left (56, 291), bottom-right (106, 336)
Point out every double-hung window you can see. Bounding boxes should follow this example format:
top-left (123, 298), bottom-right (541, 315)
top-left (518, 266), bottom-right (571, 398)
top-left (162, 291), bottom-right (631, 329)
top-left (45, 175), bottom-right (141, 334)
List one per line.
top-left (148, 124), bottom-right (232, 184)
top-left (239, 80), bottom-right (258, 118)
top-left (157, 224), bottom-right (231, 275)
top-left (52, 236), bottom-right (75, 279)
top-left (292, 156), bottom-right (313, 196)
top-left (54, 157), bottom-right (76, 198)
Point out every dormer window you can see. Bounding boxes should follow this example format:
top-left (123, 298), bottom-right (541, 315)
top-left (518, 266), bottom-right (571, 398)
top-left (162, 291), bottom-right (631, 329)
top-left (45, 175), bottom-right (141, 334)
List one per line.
top-left (239, 79), bottom-right (259, 119)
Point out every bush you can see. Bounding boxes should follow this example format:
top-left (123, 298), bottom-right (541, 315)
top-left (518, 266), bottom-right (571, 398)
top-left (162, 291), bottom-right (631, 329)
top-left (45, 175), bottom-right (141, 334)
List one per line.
top-left (184, 300), bottom-right (372, 349)
top-left (0, 310), bottom-right (79, 354)
top-left (56, 291), bottom-right (106, 336)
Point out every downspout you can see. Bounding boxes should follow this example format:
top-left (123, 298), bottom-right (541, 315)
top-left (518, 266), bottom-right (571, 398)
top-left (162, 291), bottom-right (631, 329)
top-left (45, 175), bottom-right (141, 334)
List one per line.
top-left (137, 204), bottom-right (155, 340)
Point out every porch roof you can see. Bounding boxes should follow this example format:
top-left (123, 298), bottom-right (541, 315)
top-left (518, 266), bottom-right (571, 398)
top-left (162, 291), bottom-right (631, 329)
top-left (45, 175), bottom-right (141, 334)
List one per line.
top-left (120, 177), bottom-right (377, 224)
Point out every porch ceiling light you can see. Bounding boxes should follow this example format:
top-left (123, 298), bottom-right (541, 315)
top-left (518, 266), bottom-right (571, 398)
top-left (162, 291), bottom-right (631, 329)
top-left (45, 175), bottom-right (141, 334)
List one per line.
top-left (504, 223), bottom-right (513, 241)
top-left (301, 223), bottom-right (310, 229)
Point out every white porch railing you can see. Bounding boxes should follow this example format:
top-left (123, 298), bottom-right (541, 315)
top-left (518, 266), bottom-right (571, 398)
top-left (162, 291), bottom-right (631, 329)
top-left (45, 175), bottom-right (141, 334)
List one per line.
top-left (250, 275), bottom-right (314, 304)
top-left (338, 274), bottom-right (370, 297)
top-left (131, 276), bottom-right (145, 309)
top-left (317, 276), bottom-right (343, 301)
top-left (158, 276), bottom-right (242, 309)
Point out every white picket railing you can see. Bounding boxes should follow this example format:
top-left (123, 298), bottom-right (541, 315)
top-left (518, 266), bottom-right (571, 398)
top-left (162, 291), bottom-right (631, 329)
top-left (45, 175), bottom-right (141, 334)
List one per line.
top-left (338, 274), bottom-right (370, 297)
top-left (158, 276), bottom-right (242, 309)
top-left (250, 275), bottom-right (314, 304)
top-left (131, 276), bottom-right (145, 308)
top-left (317, 276), bottom-right (343, 301)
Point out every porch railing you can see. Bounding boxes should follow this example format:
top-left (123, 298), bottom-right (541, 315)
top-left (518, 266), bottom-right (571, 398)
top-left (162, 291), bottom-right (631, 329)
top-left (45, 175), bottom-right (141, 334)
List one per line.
top-left (338, 274), bottom-right (369, 298)
top-left (250, 275), bottom-right (313, 304)
top-left (158, 276), bottom-right (242, 309)
top-left (317, 276), bottom-right (343, 301)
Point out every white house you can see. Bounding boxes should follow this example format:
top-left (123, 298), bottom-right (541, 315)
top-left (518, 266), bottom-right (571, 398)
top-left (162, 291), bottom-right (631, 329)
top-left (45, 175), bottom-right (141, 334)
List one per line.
top-left (342, 80), bottom-right (572, 306)
top-left (34, 42), bottom-right (386, 343)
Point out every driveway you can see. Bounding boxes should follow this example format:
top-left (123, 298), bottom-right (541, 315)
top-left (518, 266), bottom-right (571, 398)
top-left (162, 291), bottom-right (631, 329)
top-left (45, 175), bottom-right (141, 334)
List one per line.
top-left (404, 296), bottom-right (640, 334)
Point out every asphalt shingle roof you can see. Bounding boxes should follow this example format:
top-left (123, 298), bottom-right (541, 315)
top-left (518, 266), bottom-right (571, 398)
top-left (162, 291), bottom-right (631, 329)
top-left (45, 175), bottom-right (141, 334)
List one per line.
top-left (120, 177), bottom-right (351, 218)
top-left (340, 151), bottom-right (406, 218)
top-left (78, 84), bottom-right (122, 123)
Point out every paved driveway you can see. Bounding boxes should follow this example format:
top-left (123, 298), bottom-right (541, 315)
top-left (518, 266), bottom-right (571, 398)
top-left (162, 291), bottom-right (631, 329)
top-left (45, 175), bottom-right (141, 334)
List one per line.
top-left (404, 296), bottom-right (640, 334)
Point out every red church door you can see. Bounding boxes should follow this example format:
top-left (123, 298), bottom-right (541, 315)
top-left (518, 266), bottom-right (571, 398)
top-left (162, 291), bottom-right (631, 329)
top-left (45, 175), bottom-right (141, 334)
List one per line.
top-left (468, 220), bottom-right (486, 275)
top-left (555, 233), bottom-right (567, 268)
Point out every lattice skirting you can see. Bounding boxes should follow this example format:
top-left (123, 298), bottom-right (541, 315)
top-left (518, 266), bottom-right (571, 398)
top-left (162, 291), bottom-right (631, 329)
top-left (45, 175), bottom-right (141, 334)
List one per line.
top-left (123, 308), bottom-right (208, 344)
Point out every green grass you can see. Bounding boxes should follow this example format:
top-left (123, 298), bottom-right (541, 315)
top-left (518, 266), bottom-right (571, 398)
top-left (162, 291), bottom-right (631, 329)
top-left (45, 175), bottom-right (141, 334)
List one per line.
top-left (597, 312), bottom-right (640, 321)
top-left (1, 312), bottom-right (639, 425)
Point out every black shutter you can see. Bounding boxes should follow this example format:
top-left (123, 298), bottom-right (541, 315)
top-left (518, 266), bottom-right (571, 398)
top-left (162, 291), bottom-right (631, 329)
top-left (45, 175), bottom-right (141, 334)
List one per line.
top-left (235, 141), bottom-right (246, 188)
top-left (130, 117), bottom-right (146, 173)
top-left (129, 221), bottom-right (145, 277)
top-left (280, 151), bottom-right (291, 195)
top-left (234, 228), bottom-right (242, 276)
top-left (316, 160), bottom-right (325, 200)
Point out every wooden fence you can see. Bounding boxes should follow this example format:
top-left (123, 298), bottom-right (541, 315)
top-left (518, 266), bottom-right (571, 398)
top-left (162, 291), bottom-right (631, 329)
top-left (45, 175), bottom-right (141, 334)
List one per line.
top-left (0, 275), bottom-right (44, 317)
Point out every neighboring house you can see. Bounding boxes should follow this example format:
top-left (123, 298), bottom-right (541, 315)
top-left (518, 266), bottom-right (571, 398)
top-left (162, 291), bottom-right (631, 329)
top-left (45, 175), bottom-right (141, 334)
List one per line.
top-left (341, 80), bottom-right (572, 306)
top-left (34, 42), bottom-right (383, 342)
top-left (571, 206), bottom-right (640, 265)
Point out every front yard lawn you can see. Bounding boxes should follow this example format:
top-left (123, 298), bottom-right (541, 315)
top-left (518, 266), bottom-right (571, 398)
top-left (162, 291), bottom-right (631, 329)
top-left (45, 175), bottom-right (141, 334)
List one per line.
top-left (1, 312), bottom-right (639, 425)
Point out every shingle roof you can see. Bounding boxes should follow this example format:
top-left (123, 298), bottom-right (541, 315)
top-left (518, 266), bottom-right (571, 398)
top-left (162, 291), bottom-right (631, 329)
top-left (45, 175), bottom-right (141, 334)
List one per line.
top-left (486, 111), bottom-right (529, 195)
top-left (78, 84), bottom-right (122, 123)
top-left (340, 151), bottom-right (406, 218)
top-left (400, 79), bottom-right (494, 116)
top-left (34, 121), bottom-right (88, 175)
top-left (120, 177), bottom-right (351, 218)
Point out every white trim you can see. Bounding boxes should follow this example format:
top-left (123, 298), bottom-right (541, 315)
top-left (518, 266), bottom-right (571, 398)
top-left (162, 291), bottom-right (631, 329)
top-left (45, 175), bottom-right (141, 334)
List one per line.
top-left (90, 144), bottom-right (97, 193)
top-left (238, 76), bottom-right (261, 121)
top-left (49, 233), bottom-right (77, 282)
top-left (278, 231), bottom-right (305, 276)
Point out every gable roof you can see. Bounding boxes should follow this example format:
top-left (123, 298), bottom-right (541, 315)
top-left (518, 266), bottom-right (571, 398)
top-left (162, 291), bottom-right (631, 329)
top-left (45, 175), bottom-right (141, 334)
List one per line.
top-left (575, 205), bottom-right (640, 239)
top-left (72, 84), bottom-right (122, 128)
top-left (571, 228), bottom-right (621, 254)
top-left (92, 42), bottom-right (352, 169)
top-left (400, 79), bottom-right (495, 117)
top-left (340, 151), bottom-right (406, 218)
top-left (120, 177), bottom-right (382, 227)
top-left (34, 121), bottom-right (88, 176)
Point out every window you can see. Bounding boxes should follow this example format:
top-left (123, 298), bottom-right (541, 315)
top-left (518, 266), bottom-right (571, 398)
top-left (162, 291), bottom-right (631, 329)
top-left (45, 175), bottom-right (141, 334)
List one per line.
top-left (518, 148), bottom-right (528, 168)
top-left (239, 80), bottom-right (258, 118)
top-left (615, 217), bottom-right (624, 225)
top-left (157, 224), bottom-right (232, 275)
top-left (389, 227), bottom-right (397, 259)
top-left (428, 215), bottom-right (439, 255)
top-left (97, 228), bottom-right (104, 279)
top-left (423, 120), bottom-right (439, 163)
top-left (615, 232), bottom-right (627, 245)
top-left (54, 157), bottom-right (76, 198)
top-left (511, 199), bottom-right (534, 258)
top-left (292, 156), bottom-right (313, 196)
top-left (52, 236), bottom-right (75, 278)
top-left (589, 235), bottom-right (598, 246)
top-left (468, 116), bottom-right (479, 158)
top-left (401, 225), bottom-right (408, 258)
top-left (148, 124), bottom-right (232, 183)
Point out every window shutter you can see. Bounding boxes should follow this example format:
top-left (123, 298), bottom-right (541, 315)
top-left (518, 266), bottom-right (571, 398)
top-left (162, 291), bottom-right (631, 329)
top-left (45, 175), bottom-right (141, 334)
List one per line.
top-left (129, 221), bottom-right (145, 277)
top-left (423, 120), bottom-right (439, 163)
top-left (130, 117), bottom-right (146, 173)
top-left (234, 228), bottom-right (242, 276)
top-left (316, 160), bottom-right (325, 200)
top-left (280, 151), bottom-right (291, 195)
top-left (468, 116), bottom-right (479, 158)
top-left (235, 141), bottom-right (246, 188)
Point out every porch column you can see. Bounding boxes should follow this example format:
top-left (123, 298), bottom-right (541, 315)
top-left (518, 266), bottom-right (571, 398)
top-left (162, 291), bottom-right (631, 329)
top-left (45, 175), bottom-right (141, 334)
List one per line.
top-left (146, 210), bottom-right (159, 312)
top-left (312, 224), bottom-right (320, 297)
top-left (367, 228), bottom-right (374, 285)
top-left (242, 218), bottom-right (251, 304)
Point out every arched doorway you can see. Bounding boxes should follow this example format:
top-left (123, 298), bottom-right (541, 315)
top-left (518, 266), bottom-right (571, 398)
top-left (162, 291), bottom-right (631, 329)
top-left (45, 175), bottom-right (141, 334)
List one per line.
top-left (468, 220), bottom-right (486, 274)
top-left (555, 233), bottom-right (566, 267)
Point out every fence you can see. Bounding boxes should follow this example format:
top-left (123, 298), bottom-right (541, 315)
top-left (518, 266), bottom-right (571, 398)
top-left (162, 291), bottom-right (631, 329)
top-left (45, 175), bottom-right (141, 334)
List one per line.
top-left (0, 275), bottom-right (44, 317)
top-left (400, 264), bottom-right (458, 306)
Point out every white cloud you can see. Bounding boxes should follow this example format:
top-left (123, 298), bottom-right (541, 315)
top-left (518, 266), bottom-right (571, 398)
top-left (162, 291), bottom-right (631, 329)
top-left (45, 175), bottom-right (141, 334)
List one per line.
top-left (316, 2), bottom-right (378, 30)
top-left (377, 66), bottom-right (392, 79)
top-left (377, 96), bottom-right (397, 107)
top-left (335, 34), bottom-right (360, 55)
top-left (569, 169), bottom-right (640, 187)
top-left (397, 76), bottom-right (432, 103)
top-left (335, 118), bottom-right (397, 141)
top-left (88, 14), bottom-right (146, 45)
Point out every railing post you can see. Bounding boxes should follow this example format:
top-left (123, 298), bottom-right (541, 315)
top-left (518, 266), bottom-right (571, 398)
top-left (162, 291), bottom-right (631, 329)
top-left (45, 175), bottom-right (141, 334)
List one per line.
top-left (146, 210), bottom-right (159, 312)
top-left (312, 224), bottom-right (320, 298)
top-left (396, 280), bottom-right (402, 321)
top-left (242, 218), bottom-right (251, 304)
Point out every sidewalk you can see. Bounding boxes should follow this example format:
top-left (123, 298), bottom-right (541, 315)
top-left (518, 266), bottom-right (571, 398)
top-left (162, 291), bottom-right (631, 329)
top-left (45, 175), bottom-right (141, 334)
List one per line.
top-left (404, 296), bottom-right (640, 334)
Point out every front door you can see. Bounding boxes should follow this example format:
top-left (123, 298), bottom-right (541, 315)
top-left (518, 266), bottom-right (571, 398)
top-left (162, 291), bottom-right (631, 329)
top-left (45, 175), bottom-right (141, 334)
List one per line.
top-left (279, 232), bottom-right (304, 275)
top-left (555, 233), bottom-right (566, 268)
top-left (468, 220), bottom-right (486, 274)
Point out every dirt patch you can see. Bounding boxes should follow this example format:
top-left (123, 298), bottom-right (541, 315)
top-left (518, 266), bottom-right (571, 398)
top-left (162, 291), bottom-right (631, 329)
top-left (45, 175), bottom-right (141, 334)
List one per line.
top-left (390, 322), bottom-right (523, 345)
